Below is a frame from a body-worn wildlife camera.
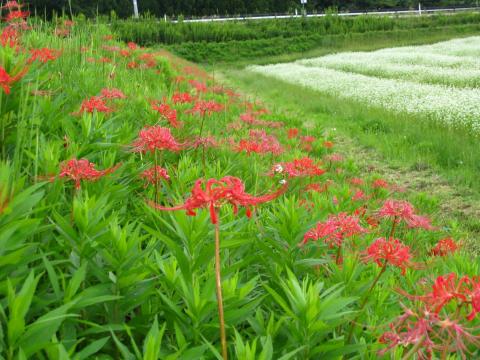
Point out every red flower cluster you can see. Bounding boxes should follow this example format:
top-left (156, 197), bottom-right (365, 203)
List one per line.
top-left (56, 159), bottom-right (120, 189)
top-left (187, 100), bottom-right (223, 117)
top-left (431, 237), bottom-right (460, 257)
top-left (233, 130), bottom-right (283, 156)
top-left (272, 157), bottom-right (325, 178)
top-left (363, 237), bottom-right (412, 274)
top-left (378, 199), bottom-right (434, 230)
top-left (302, 212), bottom-right (367, 247)
top-left (149, 176), bottom-right (287, 224)
top-left (140, 166), bottom-right (170, 186)
top-left (76, 96), bottom-right (113, 114)
top-left (100, 88), bottom-right (127, 99)
top-left (171, 92), bottom-right (194, 104)
top-left (131, 126), bottom-right (183, 153)
top-left (239, 113), bottom-right (283, 128)
top-left (28, 48), bottom-right (60, 64)
top-left (0, 65), bottom-right (27, 95)
top-left (0, 25), bottom-right (18, 47)
top-left (287, 128), bottom-right (299, 139)
top-left (151, 102), bottom-right (181, 128)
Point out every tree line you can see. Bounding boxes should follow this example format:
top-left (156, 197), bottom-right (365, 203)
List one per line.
top-left (26, 0), bottom-right (480, 18)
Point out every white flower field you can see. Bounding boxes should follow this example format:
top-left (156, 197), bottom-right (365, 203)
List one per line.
top-left (249, 36), bottom-right (480, 133)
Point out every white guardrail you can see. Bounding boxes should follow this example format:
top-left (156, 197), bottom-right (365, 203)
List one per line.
top-left (171, 6), bottom-right (480, 23)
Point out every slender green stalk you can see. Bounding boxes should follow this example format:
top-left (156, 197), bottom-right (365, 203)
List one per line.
top-left (214, 217), bottom-right (228, 360)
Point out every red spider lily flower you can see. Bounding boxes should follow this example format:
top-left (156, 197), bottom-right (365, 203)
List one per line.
top-left (378, 199), bottom-right (415, 222)
top-left (127, 61), bottom-right (138, 69)
top-left (405, 214), bottom-right (435, 231)
top-left (75, 96), bottom-right (113, 114)
top-left (239, 113), bottom-right (283, 128)
top-left (287, 128), bottom-right (299, 139)
top-left (352, 190), bottom-right (368, 202)
top-left (171, 91), bottom-right (194, 104)
top-left (466, 278), bottom-right (480, 321)
top-left (119, 49), bottom-right (130, 57)
top-left (1, 1), bottom-right (22, 10)
top-left (151, 102), bottom-right (181, 128)
top-left (372, 178), bottom-right (389, 189)
top-left (149, 176), bottom-right (287, 224)
top-left (140, 166), bottom-right (170, 187)
top-left (188, 80), bottom-right (208, 93)
top-left (54, 159), bottom-right (120, 189)
top-left (324, 153), bottom-right (344, 163)
top-left (131, 126), bottom-right (183, 154)
top-left (100, 88), bottom-right (126, 99)
top-left (304, 181), bottom-right (331, 194)
top-left (63, 20), bottom-right (74, 27)
top-left (0, 25), bottom-right (18, 47)
top-left (233, 130), bottom-right (283, 156)
top-left (302, 212), bottom-right (367, 247)
top-left (431, 238), bottom-right (460, 257)
top-left (187, 136), bottom-right (218, 149)
top-left (417, 274), bottom-right (469, 314)
top-left (54, 28), bottom-right (70, 37)
top-left (0, 65), bottom-right (27, 95)
top-left (272, 157), bottom-right (325, 178)
top-left (350, 177), bottom-right (364, 186)
top-left (363, 237), bottom-right (412, 274)
top-left (127, 42), bottom-right (138, 50)
top-left (323, 141), bottom-right (334, 149)
top-left (99, 57), bottom-right (112, 63)
top-left (4, 10), bottom-right (29, 22)
top-left (187, 100), bottom-right (223, 117)
top-left (301, 135), bottom-right (316, 143)
top-left (103, 35), bottom-right (114, 41)
top-left (28, 48), bottom-right (60, 64)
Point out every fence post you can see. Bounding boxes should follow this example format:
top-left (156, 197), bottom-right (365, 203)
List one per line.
top-left (418, 2), bottom-right (422, 15)
top-left (132, 0), bottom-right (139, 18)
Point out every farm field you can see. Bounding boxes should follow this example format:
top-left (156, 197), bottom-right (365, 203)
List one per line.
top-left (2, 5), bottom-right (480, 360)
top-left (250, 36), bottom-right (480, 133)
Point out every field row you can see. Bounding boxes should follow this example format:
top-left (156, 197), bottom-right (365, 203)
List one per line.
top-left (250, 36), bottom-right (480, 132)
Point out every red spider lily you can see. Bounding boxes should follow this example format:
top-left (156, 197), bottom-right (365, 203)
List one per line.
top-left (4, 10), bottom-right (29, 22)
top-left (415, 274), bottom-right (469, 314)
top-left (127, 61), bottom-right (138, 69)
top-left (171, 91), bottom-right (194, 104)
top-left (188, 80), bottom-right (208, 93)
top-left (187, 100), bottom-right (223, 117)
top-left (99, 57), bottom-right (112, 63)
top-left (149, 176), bottom-right (287, 224)
top-left (76, 96), bottom-right (113, 114)
top-left (0, 25), bottom-right (18, 47)
top-left (352, 190), bottom-right (368, 202)
top-left (372, 178), bottom-right (389, 189)
top-left (127, 42), bottom-right (138, 50)
top-left (53, 159), bottom-right (120, 189)
top-left (131, 126), bottom-right (183, 154)
top-left (0, 65), bottom-right (27, 95)
top-left (287, 128), bottom-right (299, 139)
top-left (119, 49), bottom-right (130, 57)
top-left (350, 177), bottom-right (364, 186)
top-left (103, 35), bottom-right (114, 41)
top-left (151, 102), bottom-right (181, 128)
top-left (239, 112), bottom-right (283, 128)
top-left (302, 212), bottom-right (367, 247)
top-left (232, 130), bottom-right (283, 156)
top-left (63, 20), bottom-right (74, 27)
top-left (54, 28), bottom-right (70, 37)
top-left (304, 181), bottom-right (331, 194)
top-left (380, 303), bottom-right (480, 359)
top-left (187, 136), bottom-right (218, 149)
top-left (140, 166), bottom-right (170, 187)
top-left (272, 157), bottom-right (325, 178)
top-left (379, 199), bottom-right (435, 231)
top-left (324, 153), bottom-right (344, 163)
top-left (301, 135), bottom-right (316, 143)
top-left (405, 214), bottom-right (435, 231)
top-left (100, 88), bottom-right (126, 99)
top-left (1, 1), bottom-right (22, 10)
top-left (28, 48), bottom-right (60, 64)
top-left (323, 141), bottom-right (334, 149)
top-left (378, 199), bottom-right (415, 222)
top-left (363, 237), bottom-right (412, 274)
top-left (466, 278), bottom-right (480, 321)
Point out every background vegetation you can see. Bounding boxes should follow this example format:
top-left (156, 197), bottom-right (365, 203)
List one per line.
top-left (28, 0), bottom-right (480, 18)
